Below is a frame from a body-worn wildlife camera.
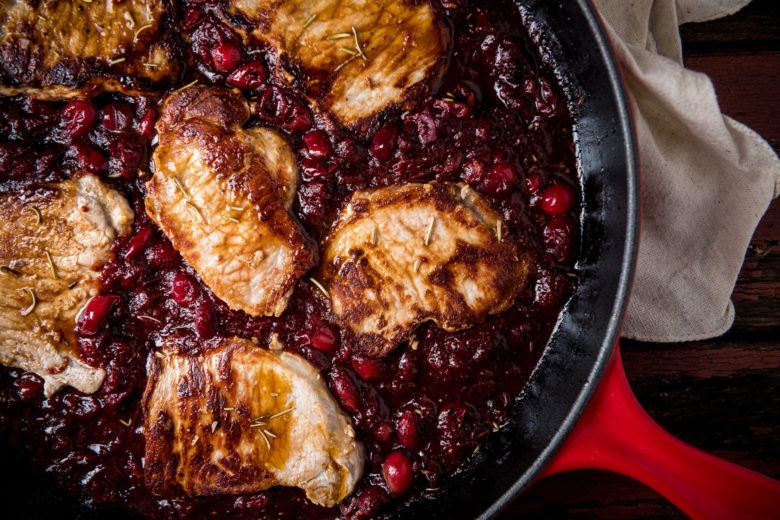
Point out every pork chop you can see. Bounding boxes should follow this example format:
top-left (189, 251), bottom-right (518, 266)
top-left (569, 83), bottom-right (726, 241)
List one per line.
top-left (146, 86), bottom-right (314, 317)
top-left (0, 0), bottom-right (182, 99)
top-left (227, 0), bottom-right (449, 131)
top-left (142, 336), bottom-right (364, 507)
top-left (319, 182), bottom-right (533, 356)
top-left (0, 174), bottom-right (134, 395)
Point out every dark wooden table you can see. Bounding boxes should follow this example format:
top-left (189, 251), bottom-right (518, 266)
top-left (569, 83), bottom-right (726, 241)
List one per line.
top-left (502, 1), bottom-right (780, 518)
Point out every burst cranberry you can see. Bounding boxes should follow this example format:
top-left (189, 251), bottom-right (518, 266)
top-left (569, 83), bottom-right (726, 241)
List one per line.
top-left (461, 159), bottom-right (486, 185)
top-left (301, 130), bottom-right (329, 159)
top-left (329, 368), bottom-right (359, 412)
top-left (227, 61), bottom-right (267, 89)
top-left (137, 109), bottom-right (156, 140)
top-left (145, 242), bottom-right (180, 269)
top-left (369, 124), bottom-right (398, 162)
top-left (396, 410), bottom-right (420, 449)
top-left (543, 215), bottom-right (576, 264)
top-left (526, 172), bottom-right (541, 194)
top-left (300, 157), bottom-right (327, 180)
top-left (374, 422), bottom-right (394, 442)
top-left (310, 324), bottom-right (338, 354)
top-left (101, 103), bottom-right (133, 132)
top-left (411, 108), bottom-right (437, 144)
top-left (211, 42), bottom-right (242, 72)
top-left (60, 99), bottom-right (97, 138)
top-left (298, 181), bottom-right (328, 223)
top-left (351, 355), bottom-right (384, 381)
top-left (75, 144), bottom-right (108, 174)
top-left (482, 162), bottom-right (518, 195)
top-left (536, 77), bottom-right (558, 116)
top-left (125, 227), bottom-right (153, 261)
top-left (62, 393), bottom-right (100, 419)
top-left (348, 485), bottom-right (389, 518)
top-left (77, 295), bottom-right (120, 335)
top-left (382, 452), bottom-right (414, 496)
top-left (476, 118), bottom-right (493, 142)
top-left (194, 301), bottom-right (216, 338)
top-left (283, 102), bottom-right (312, 132)
top-left (16, 373), bottom-right (43, 402)
top-left (534, 268), bottom-right (570, 309)
top-left (171, 272), bottom-right (198, 307)
top-left (182, 6), bottom-right (204, 32)
top-left (540, 182), bottom-right (576, 215)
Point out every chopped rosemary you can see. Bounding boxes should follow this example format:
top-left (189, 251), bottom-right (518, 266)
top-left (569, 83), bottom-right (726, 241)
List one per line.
top-left (270, 393), bottom-right (279, 397)
top-left (266, 407), bottom-right (295, 420)
top-left (529, 341), bottom-right (534, 352)
top-left (173, 79), bottom-right (198, 93)
top-left (309, 277), bottom-right (329, 298)
top-left (370, 225), bottom-right (378, 246)
top-left (566, 272), bottom-right (578, 278)
top-left (228, 205), bottom-right (245, 211)
top-left (173, 177), bottom-right (191, 200)
top-left (327, 33), bottom-right (352, 40)
top-left (19, 288), bottom-right (36, 316)
top-left (303, 13), bottom-right (317, 28)
top-left (340, 46), bottom-right (357, 55)
top-left (352, 26), bottom-right (367, 60)
top-left (138, 315), bottom-right (161, 323)
top-left (531, 154), bottom-right (538, 163)
top-left (423, 216), bottom-right (435, 246)
top-left (29, 206), bottom-right (41, 226)
top-left (154, 351), bottom-right (166, 359)
top-left (225, 215), bottom-right (240, 224)
top-left (496, 220), bottom-right (503, 241)
top-left (186, 202), bottom-right (206, 223)
top-left (38, 15), bottom-right (47, 22)
top-left (123, 11), bottom-right (136, 28)
top-left (527, 122), bottom-right (535, 130)
top-left (224, 407), bottom-right (234, 411)
top-left (68, 280), bottom-right (78, 289)
top-left (1, 266), bottom-right (20, 277)
top-left (44, 251), bottom-right (57, 278)
top-left (191, 435), bottom-right (199, 447)
top-left (119, 418), bottom-right (132, 427)
top-left (258, 429), bottom-right (271, 450)
top-left (492, 421), bottom-right (499, 430)
top-left (263, 429), bottom-right (277, 438)
top-left (109, 57), bottom-right (126, 66)
top-left (107, 171), bottom-right (123, 178)
top-left (334, 55), bottom-right (358, 72)
top-left (211, 421), bottom-right (218, 432)
top-left (134, 23), bottom-right (152, 40)
top-left (144, 62), bottom-right (159, 68)
top-left (414, 409), bottom-right (423, 416)
top-left (413, 258), bottom-right (422, 274)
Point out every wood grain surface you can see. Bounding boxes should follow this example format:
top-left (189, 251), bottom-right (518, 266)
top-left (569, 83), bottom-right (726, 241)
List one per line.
top-left (501, 1), bottom-right (780, 518)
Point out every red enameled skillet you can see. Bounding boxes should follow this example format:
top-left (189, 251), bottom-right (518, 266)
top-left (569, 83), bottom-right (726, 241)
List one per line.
top-left (1, 1), bottom-right (778, 519)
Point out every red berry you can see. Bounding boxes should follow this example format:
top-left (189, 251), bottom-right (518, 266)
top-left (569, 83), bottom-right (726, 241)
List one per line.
top-left (310, 324), bottom-right (338, 354)
top-left (461, 159), bottom-right (485, 185)
top-left (396, 410), bottom-right (420, 449)
top-left (137, 109), bottom-right (156, 140)
top-left (193, 301), bottom-right (216, 338)
top-left (60, 99), bottom-right (97, 138)
top-left (101, 103), bottom-right (133, 132)
top-left (171, 272), bottom-right (198, 307)
top-left (227, 61), bottom-right (267, 89)
top-left (526, 172), bottom-right (542, 194)
top-left (108, 134), bottom-right (144, 179)
top-left (374, 422), bottom-right (394, 442)
top-left (211, 42), bottom-right (242, 72)
top-left (351, 355), bottom-right (384, 381)
top-left (476, 118), bottom-right (493, 142)
top-left (482, 162), bottom-right (518, 195)
top-left (330, 369), bottom-right (359, 412)
top-left (125, 227), bottom-right (153, 261)
top-left (369, 124), bottom-right (398, 162)
top-left (75, 144), bottom-right (108, 174)
top-left (283, 102), bottom-right (312, 132)
top-left (77, 295), bottom-right (120, 335)
top-left (540, 182), bottom-right (576, 215)
top-left (182, 6), bottom-right (204, 32)
top-left (303, 130), bottom-right (331, 159)
top-left (382, 452), bottom-right (414, 496)
top-left (16, 373), bottom-right (43, 402)
top-left (543, 215), bottom-right (576, 264)
top-left (534, 268), bottom-right (570, 309)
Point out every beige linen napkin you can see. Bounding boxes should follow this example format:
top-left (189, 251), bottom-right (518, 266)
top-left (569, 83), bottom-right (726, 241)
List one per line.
top-left (591, 0), bottom-right (780, 342)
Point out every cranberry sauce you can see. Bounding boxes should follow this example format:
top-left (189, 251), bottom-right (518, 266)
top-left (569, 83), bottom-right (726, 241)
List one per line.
top-left (0, 1), bottom-right (579, 518)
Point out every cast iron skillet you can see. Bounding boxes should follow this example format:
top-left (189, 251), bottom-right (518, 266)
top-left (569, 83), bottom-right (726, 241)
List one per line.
top-left (1, 0), bottom-right (636, 518)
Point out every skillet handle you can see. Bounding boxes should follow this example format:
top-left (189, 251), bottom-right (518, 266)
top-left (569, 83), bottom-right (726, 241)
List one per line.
top-left (539, 344), bottom-right (780, 520)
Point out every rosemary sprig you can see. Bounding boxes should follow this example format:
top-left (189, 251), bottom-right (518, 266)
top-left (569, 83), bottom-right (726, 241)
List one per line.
top-left (20, 288), bottom-right (36, 316)
top-left (29, 206), bottom-right (41, 226)
top-left (109, 57), bottom-right (126, 66)
top-left (303, 13), bottom-right (317, 28)
top-left (352, 26), bottom-right (367, 61)
top-left (309, 277), bottom-right (329, 298)
top-left (173, 79), bottom-right (198, 93)
top-left (134, 23), bottom-right (152, 40)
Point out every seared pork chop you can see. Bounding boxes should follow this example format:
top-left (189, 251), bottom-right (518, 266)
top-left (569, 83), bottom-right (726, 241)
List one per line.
top-left (227, 0), bottom-right (449, 130)
top-left (146, 86), bottom-right (314, 317)
top-left (320, 182), bottom-right (532, 356)
top-left (142, 336), bottom-right (364, 507)
top-left (0, 175), bottom-right (134, 395)
top-left (0, 0), bottom-right (182, 99)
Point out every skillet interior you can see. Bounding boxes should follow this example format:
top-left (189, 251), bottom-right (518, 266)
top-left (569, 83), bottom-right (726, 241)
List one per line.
top-left (0, 0), bottom-right (639, 518)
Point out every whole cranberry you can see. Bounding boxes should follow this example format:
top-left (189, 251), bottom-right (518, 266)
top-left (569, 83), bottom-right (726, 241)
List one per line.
top-left (382, 451), bottom-right (414, 496)
top-left (540, 182), bottom-right (577, 215)
top-left (482, 162), bottom-right (519, 195)
top-left (543, 215), bottom-right (577, 264)
top-left (101, 103), bottom-right (133, 132)
top-left (283, 102), bottom-right (313, 132)
top-left (351, 355), bottom-right (384, 382)
top-left (15, 373), bottom-right (43, 402)
top-left (396, 410), bottom-right (420, 449)
top-left (303, 130), bottom-right (332, 158)
top-left (108, 134), bottom-right (144, 179)
top-left (60, 99), bottom-right (97, 138)
top-left (124, 227), bottom-right (153, 261)
top-left (211, 42), bottom-right (242, 72)
top-left (171, 272), bottom-right (198, 307)
top-left (534, 268), bottom-right (571, 309)
top-left (526, 172), bottom-right (542, 194)
top-left (329, 368), bottom-right (359, 413)
top-left (227, 61), bottom-right (267, 89)
top-left (310, 324), bottom-right (338, 354)
top-left (75, 144), bottom-right (108, 174)
top-left (193, 301), bottom-right (216, 338)
top-left (369, 124), bottom-right (398, 162)
top-left (182, 6), bottom-right (205, 32)
top-left (374, 422), bottom-right (394, 442)
top-left (77, 295), bottom-right (120, 335)
top-left (349, 485), bottom-right (389, 518)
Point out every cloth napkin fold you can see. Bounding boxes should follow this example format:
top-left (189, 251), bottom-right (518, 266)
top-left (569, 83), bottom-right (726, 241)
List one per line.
top-left (591, 0), bottom-right (780, 342)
